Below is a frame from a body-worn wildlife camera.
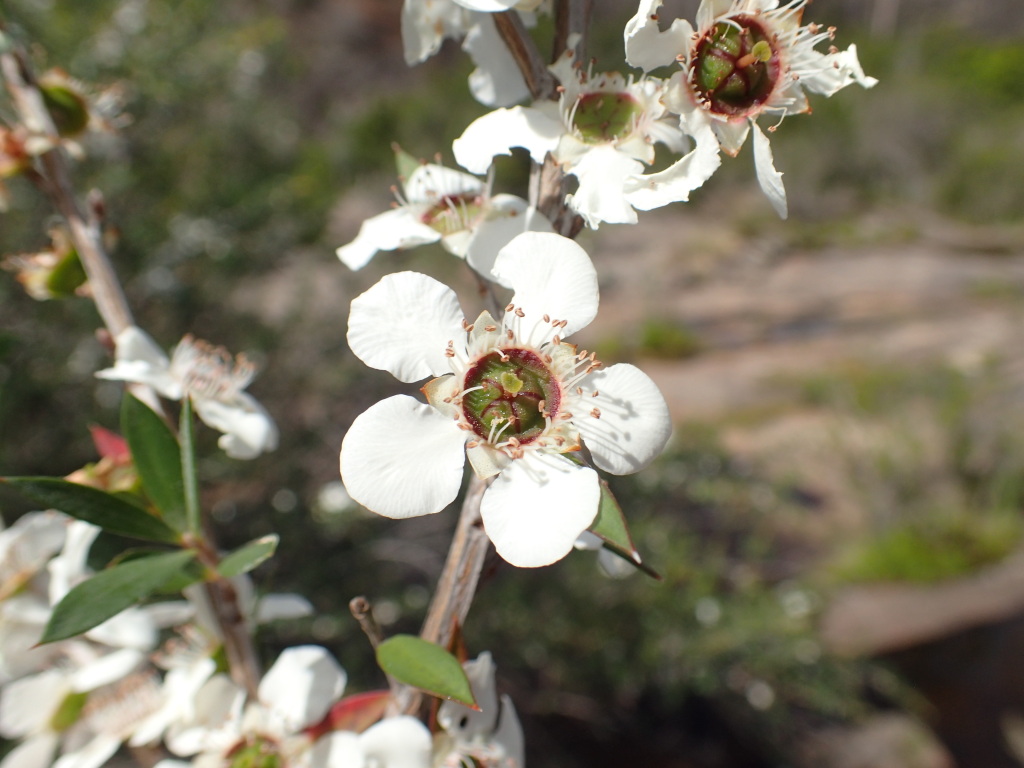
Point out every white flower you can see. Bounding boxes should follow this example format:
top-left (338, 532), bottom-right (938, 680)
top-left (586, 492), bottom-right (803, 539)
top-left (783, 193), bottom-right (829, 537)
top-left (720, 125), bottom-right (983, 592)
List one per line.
top-left (625, 0), bottom-right (877, 218)
top-left (435, 653), bottom-right (523, 768)
top-left (96, 326), bottom-right (278, 460)
top-left (164, 646), bottom-right (348, 768)
top-left (453, 51), bottom-right (720, 228)
top-left (311, 717), bottom-right (433, 768)
top-left (337, 160), bottom-right (551, 284)
top-left (340, 232), bottom-right (671, 567)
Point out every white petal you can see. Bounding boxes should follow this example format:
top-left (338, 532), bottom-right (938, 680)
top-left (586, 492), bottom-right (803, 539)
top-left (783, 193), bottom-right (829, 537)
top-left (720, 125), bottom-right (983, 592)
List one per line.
top-left (52, 734), bottom-right (121, 768)
top-left (347, 272), bottom-right (465, 383)
top-left (751, 121), bottom-right (787, 219)
top-left (46, 520), bottom-right (97, 605)
top-left (438, 652), bottom-right (498, 739)
top-left (624, 0), bottom-right (694, 72)
top-left (575, 364), bottom-right (671, 475)
top-left (453, 0), bottom-right (518, 10)
top-left (401, 0), bottom-right (467, 65)
top-left (625, 119), bottom-right (722, 210)
top-left (340, 396), bottom-right (467, 519)
top-left (802, 44), bottom-right (878, 96)
top-left (359, 716), bottom-right (433, 768)
top-left (0, 734), bottom-right (59, 768)
top-left (71, 648), bottom-right (145, 692)
top-left (453, 106), bottom-right (563, 174)
top-left (481, 453), bottom-right (599, 567)
top-left (493, 693), bottom-right (526, 766)
top-left (565, 145), bottom-right (644, 228)
top-left (194, 393), bottom-right (278, 460)
top-left (259, 646), bottom-right (346, 731)
top-left (403, 162), bottom-right (483, 203)
top-left (493, 232), bottom-right (599, 343)
top-left (0, 670), bottom-right (67, 737)
top-left (336, 208), bottom-right (441, 271)
top-left (464, 197), bottom-right (552, 285)
top-left (255, 594), bottom-right (314, 623)
top-left (464, 15), bottom-right (530, 107)
top-left (85, 606), bottom-right (157, 650)
top-left (711, 118), bottom-right (750, 156)
top-left (95, 326), bottom-right (181, 399)
top-left (309, 731), bottom-right (363, 768)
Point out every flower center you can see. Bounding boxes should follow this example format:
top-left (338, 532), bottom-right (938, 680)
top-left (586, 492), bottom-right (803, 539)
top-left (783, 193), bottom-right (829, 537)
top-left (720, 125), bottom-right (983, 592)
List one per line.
top-left (461, 349), bottom-right (560, 445)
top-left (421, 193), bottom-right (485, 236)
top-left (692, 17), bottom-right (779, 116)
top-left (171, 335), bottom-right (256, 402)
top-left (227, 736), bottom-right (284, 768)
top-left (571, 91), bottom-right (643, 144)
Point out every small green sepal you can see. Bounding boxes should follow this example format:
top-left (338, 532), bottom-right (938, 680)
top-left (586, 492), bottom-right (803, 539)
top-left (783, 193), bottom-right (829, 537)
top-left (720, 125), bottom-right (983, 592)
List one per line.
top-left (590, 481), bottom-right (661, 580)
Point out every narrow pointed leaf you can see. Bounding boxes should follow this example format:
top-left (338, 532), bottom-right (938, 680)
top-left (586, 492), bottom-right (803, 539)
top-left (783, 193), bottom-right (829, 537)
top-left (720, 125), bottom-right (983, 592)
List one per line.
top-left (590, 481), bottom-right (661, 580)
top-left (41, 550), bottom-right (197, 643)
top-left (376, 635), bottom-right (476, 708)
top-left (217, 534), bottom-right (279, 578)
top-left (121, 394), bottom-right (187, 532)
top-left (1, 477), bottom-right (180, 543)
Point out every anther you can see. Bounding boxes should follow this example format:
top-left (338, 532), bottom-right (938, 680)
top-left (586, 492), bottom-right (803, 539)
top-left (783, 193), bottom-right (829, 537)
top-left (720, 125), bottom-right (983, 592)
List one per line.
top-left (484, 325), bottom-right (497, 332)
top-left (543, 314), bottom-right (551, 323)
top-left (514, 308), bottom-right (525, 318)
top-left (466, 440), bottom-right (479, 449)
top-left (590, 407), bottom-right (601, 419)
top-left (506, 329), bottom-right (514, 339)
top-left (552, 335), bottom-right (561, 345)
top-left (505, 303), bottom-right (515, 312)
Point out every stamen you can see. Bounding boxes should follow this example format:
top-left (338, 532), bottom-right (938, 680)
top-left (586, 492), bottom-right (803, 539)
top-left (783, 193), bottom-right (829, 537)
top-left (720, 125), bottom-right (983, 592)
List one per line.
top-left (590, 408), bottom-right (601, 419)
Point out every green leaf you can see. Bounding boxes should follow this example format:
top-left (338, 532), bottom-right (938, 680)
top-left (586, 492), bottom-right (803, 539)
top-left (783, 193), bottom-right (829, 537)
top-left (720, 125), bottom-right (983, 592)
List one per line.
top-left (376, 635), bottom-right (476, 708)
top-left (121, 395), bottom-right (187, 532)
top-left (590, 481), bottom-right (661, 580)
top-left (393, 145), bottom-right (420, 184)
top-left (41, 550), bottom-right (197, 643)
top-left (218, 534), bottom-right (279, 578)
top-left (44, 249), bottom-right (88, 297)
top-left (1, 477), bottom-right (180, 543)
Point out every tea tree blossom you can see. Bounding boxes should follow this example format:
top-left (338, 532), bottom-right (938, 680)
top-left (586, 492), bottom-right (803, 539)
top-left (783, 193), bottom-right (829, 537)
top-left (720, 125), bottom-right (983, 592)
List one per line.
top-left (338, 159), bottom-right (551, 284)
top-left (435, 653), bottom-right (523, 768)
top-left (453, 51), bottom-right (720, 228)
top-left (341, 232), bottom-right (671, 567)
top-left (625, 0), bottom-right (876, 218)
top-left (96, 326), bottom-right (278, 460)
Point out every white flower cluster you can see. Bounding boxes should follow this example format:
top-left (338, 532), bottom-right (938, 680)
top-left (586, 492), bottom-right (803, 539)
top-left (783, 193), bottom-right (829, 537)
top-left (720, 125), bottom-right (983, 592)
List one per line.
top-left (0, 511), bottom-right (522, 768)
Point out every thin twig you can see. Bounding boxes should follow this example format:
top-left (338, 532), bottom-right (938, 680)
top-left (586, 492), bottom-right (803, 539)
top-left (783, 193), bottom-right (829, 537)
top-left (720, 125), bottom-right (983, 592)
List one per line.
top-left (553, 0), bottom-right (592, 64)
top-left (492, 11), bottom-right (558, 101)
top-left (350, 596), bottom-right (404, 699)
top-left (388, 475), bottom-right (492, 716)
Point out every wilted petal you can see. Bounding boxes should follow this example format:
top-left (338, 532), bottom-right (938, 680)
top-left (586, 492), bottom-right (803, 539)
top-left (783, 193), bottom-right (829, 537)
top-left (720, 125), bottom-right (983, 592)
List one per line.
top-left (493, 232), bottom-right (599, 344)
top-left (576, 363), bottom-right (671, 475)
top-left (625, 120), bottom-right (722, 210)
top-left (259, 646), bottom-right (346, 731)
top-left (453, 106), bottom-right (562, 174)
top-left (340, 396), bottom-right (467, 519)
top-left (565, 144), bottom-right (644, 228)
top-left (336, 208), bottom-right (440, 271)
top-left (751, 121), bottom-right (787, 218)
top-left (347, 272), bottom-right (465, 383)
top-left (481, 453), bottom-right (599, 567)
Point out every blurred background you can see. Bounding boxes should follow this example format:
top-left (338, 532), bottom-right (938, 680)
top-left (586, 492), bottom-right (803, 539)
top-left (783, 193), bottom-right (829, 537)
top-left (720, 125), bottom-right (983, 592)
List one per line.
top-left (2, 0), bottom-right (1024, 765)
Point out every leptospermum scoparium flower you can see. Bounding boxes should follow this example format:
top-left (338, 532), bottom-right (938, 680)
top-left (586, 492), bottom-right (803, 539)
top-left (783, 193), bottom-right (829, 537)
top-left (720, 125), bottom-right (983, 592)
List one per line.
top-left (453, 49), bottom-right (720, 229)
top-left (340, 232), bottom-right (671, 568)
top-left (96, 326), bottom-right (278, 460)
top-left (337, 160), bottom-right (551, 285)
top-left (625, 0), bottom-right (877, 218)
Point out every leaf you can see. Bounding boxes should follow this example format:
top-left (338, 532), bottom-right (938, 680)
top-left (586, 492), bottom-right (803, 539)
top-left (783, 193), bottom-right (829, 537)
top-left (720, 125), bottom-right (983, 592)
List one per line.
top-left (376, 635), bottom-right (476, 708)
top-left (41, 550), bottom-right (197, 643)
top-left (121, 395), bottom-right (187, 532)
top-left (1, 477), bottom-right (180, 543)
top-left (393, 145), bottom-right (420, 184)
top-left (217, 534), bottom-right (279, 578)
top-left (590, 480), bottom-right (661, 580)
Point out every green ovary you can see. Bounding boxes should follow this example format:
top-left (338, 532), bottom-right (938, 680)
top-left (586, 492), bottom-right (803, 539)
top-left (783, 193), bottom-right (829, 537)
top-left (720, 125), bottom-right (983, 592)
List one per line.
top-left (49, 691), bottom-right (88, 732)
top-left (694, 17), bottom-right (779, 115)
top-left (228, 738), bottom-right (283, 768)
top-left (462, 349), bottom-right (559, 444)
top-left (421, 194), bottom-right (484, 236)
top-left (572, 91), bottom-right (643, 144)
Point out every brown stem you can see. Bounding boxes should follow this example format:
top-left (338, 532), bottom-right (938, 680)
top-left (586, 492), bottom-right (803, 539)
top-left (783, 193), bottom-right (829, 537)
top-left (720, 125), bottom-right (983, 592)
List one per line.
top-left (553, 0), bottom-right (592, 64)
top-left (492, 11), bottom-right (558, 102)
top-left (388, 475), bottom-right (492, 716)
